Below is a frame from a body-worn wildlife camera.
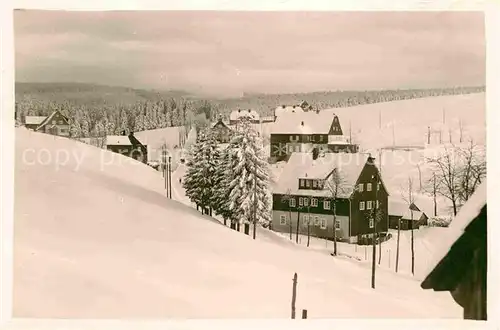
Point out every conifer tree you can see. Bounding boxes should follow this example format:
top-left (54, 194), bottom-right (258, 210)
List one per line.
top-left (225, 118), bottom-right (272, 230)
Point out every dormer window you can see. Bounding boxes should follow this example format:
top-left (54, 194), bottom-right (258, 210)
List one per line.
top-left (305, 180), bottom-right (311, 188)
top-left (299, 179), bottom-right (305, 188)
top-left (367, 183), bottom-right (372, 191)
top-left (313, 180), bottom-right (318, 188)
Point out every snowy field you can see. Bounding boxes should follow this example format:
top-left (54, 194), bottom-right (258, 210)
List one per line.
top-left (14, 128), bottom-right (461, 318)
top-left (272, 227), bottom-right (447, 281)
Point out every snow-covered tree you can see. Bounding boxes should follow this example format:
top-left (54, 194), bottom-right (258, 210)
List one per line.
top-left (182, 129), bottom-right (220, 215)
top-left (225, 117), bottom-right (272, 233)
top-left (211, 146), bottom-right (233, 225)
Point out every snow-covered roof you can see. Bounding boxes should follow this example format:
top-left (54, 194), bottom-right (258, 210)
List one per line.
top-left (271, 111), bottom-right (338, 135)
top-left (230, 109), bottom-right (260, 121)
top-left (389, 197), bottom-right (426, 220)
top-left (106, 135), bottom-right (132, 146)
top-left (421, 180), bottom-right (486, 286)
top-left (25, 116), bottom-right (47, 125)
top-left (274, 152), bottom-right (370, 198)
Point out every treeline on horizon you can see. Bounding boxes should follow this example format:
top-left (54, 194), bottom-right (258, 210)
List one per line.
top-left (14, 83), bottom-right (485, 139)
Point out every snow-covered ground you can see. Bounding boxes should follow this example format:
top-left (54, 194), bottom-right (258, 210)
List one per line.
top-left (271, 227), bottom-right (447, 281)
top-left (14, 128), bottom-right (461, 318)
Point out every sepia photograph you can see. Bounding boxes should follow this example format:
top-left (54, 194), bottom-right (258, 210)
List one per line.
top-left (12, 10), bottom-right (486, 320)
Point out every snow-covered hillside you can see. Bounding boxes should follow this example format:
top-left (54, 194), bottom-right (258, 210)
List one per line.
top-left (14, 128), bottom-right (461, 318)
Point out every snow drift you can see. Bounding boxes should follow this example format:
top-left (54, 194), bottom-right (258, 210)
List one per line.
top-left (14, 128), bottom-right (461, 318)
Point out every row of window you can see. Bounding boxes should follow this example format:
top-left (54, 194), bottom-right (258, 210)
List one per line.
top-left (299, 178), bottom-right (325, 190)
top-left (359, 200), bottom-right (380, 210)
top-left (52, 120), bottom-right (66, 125)
top-left (288, 197), bottom-right (331, 210)
top-left (279, 214), bottom-right (339, 229)
top-left (289, 135), bottom-right (325, 142)
top-left (357, 182), bottom-right (381, 192)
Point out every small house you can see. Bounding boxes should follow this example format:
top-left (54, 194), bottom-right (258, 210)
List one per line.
top-left (24, 116), bottom-right (48, 131)
top-left (229, 109), bottom-right (260, 125)
top-left (24, 110), bottom-right (70, 137)
top-left (389, 198), bottom-right (429, 230)
top-left (211, 118), bottom-right (233, 143)
top-left (272, 152), bottom-right (389, 243)
top-left (106, 131), bottom-right (148, 164)
top-left (35, 110), bottom-right (70, 137)
top-left (421, 181), bottom-right (487, 320)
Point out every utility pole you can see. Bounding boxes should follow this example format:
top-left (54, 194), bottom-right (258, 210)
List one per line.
top-left (371, 172), bottom-right (378, 289)
top-left (253, 161), bottom-right (257, 240)
top-left (379, 110), bottom-right (381, 130)
top-left (168, 156), bottom-right (172, 199)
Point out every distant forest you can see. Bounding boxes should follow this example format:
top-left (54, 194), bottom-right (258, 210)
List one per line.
top-left (15, 82), bottom-right (485, 139)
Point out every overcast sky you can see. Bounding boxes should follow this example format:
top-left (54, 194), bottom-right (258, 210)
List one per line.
top-left (14, 10), bottom-right (485, 97)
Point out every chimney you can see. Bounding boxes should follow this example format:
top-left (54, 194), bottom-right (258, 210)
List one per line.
top-left (238, 109), bottom-right (241, 113)
top-left (301, 121), bottom-right (304, 126)
top-left (248, 109), bottom-right (251, 113)
top-left (282, 105), bottom-right (285, 109)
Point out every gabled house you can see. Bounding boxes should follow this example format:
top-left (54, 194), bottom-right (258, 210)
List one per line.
top-left (272, 152), bottom-right (389, 243)
top-left (388, 198), bottom-right (429, 230)
top-left (421, 181), bottom-right (486, 320)
top-left (211, 118), bottom-right (233, 144)
top-left (270, 111), bottom-right (358, 161)
top-left (229, 109), bottom-right (260, 125)
top-left (106, 131), bottom-right (148, 164)
top-left (24, 110), bottom-right (70, 137)
top-left (24, 116), bottom-right (48, 131)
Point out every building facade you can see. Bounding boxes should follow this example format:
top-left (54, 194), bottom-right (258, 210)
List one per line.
top-left (272, 152), bottom-right (389, 243)
top-left (106, 132), bottom-right (148, 164)
top-left (270, 112), bottom-right (359, 161)
top-left (25, 111), bottom-right (70, 137)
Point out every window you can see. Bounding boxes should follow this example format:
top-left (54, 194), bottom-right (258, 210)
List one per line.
top-left (296, 135), bottom-right (299, 140)
top-left (295, 145), bottom-right (301, 152)
top-left (289, 198), bottom-right (296, 207)
top-left (313, 180), bottom-right (318, 188)
top-left (319, 135), bottom-right (323, 142)
top-left (359, 201), bottom-right (365, 210)
top-left (367, 201), bottom-right (372, 210)
top-left (303, 214), bottom-right (309, 225)
top-left (52, 120), bottom-right (56, 124)
top-left (358, 183), bottom-right (364, 192)
top-left (367, 183), bottom-right (372, 191)
top-left (321, 219), bottom-right (327, 229)
top-left (377, 183), bottom-right (381, 191)
top-left (306, 180), bottom-right (311, 188)
top-left (324, 200), bottom-right (331, 210)
top-left (311, 198), bottom-right (318, 207)
top-left (335, 219), bottom-right (341, 229)
top-left (288, 145), bottom-right (294, 152)
top-left (369, 218), bottom-right (374, 228)
top-left (314, 216), bottom-right (320, 226)
top-left (304, 198), bottom-right (309, 207)
top-left (376, 200), bottom-right (380, 208)
top-left (58, 120), bottom-right (64, 125)
top-left (299, 179), bottom-right (304, 188)
top-left (280, 215), bottom-right (287, 225)
top-left (299, 197), bottom-right (304, 206)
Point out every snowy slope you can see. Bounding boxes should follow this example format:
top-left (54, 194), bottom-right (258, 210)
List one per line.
top-left (14, 128), bottom-right (461, 318)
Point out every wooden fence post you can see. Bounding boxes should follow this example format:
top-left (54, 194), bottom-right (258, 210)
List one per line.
top-left (302, 309), bottom-right (308, 319)
top-left (291, 273), bottom-right (297, 319)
